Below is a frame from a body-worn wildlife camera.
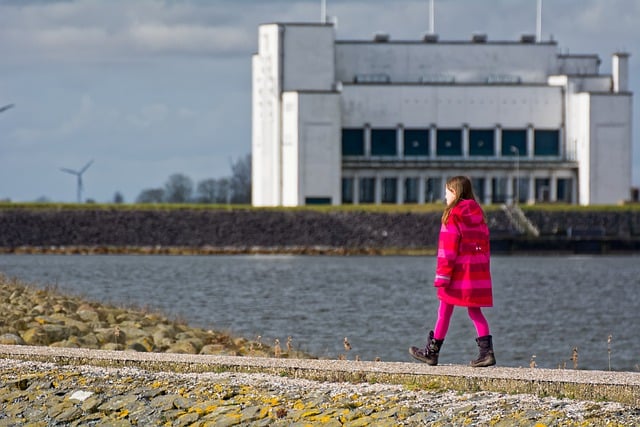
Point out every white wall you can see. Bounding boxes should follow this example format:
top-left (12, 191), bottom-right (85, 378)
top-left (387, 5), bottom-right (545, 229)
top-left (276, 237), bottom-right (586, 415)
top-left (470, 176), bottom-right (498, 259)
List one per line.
top-left (588, 94), bottom-right (633, 204)
top-left (340, 84), bottom-right (563, 128)
top-left (282, 25), bottom-right (335, 91)
top-left (335, 42), bottom-right (558, 84)
top-left (282, 92), bottom-right (341, 206)
top-left (252, 25), bottom-right (283, 206)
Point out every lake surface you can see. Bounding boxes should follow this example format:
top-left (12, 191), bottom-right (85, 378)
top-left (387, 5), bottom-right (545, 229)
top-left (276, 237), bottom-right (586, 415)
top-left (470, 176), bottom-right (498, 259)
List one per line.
top-left (0, 254), bottom-right (638, 371)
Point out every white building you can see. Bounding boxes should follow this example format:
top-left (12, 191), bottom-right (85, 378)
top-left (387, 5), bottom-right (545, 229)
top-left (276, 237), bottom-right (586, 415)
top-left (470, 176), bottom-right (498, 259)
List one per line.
top-left (251, 23), bottom-right (632, 206)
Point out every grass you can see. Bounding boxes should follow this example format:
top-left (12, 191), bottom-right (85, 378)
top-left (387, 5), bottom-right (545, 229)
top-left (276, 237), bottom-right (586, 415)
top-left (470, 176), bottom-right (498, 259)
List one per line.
top-left (2, 201), bottom-right (639, 213)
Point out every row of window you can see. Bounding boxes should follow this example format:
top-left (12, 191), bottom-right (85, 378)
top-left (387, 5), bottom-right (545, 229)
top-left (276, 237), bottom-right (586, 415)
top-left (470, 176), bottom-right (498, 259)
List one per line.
top-left (342, 128), bottom-right (560, 157)
top-left (341, 176), bottom-right (573, 204)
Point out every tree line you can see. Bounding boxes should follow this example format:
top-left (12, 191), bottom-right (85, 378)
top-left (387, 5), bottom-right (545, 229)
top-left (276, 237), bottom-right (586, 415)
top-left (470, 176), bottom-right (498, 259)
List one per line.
top-left (132, 154), bottom-right (251, 204)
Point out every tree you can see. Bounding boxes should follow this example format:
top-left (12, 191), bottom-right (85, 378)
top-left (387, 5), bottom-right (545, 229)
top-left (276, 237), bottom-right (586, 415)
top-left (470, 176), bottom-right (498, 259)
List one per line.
top-left (195, 177), bottom-right (235, 204)
top-left (164, 173), bottom-right (194, 203)
top-left (136, 188), bottom-right (164, 203)
top-left (215, 178), bottom-right (231, 204)
top-left (230, 154), bottom-right (251, 204)
top-left (113, 191), bottom-right (125, 204)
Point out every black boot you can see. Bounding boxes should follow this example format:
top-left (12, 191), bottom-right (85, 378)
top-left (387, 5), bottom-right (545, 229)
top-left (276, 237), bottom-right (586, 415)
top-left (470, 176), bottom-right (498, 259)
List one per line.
top-left (471, 335), bottom-right (496, 367)
top-left (409, 331), bottom-right (444, 366)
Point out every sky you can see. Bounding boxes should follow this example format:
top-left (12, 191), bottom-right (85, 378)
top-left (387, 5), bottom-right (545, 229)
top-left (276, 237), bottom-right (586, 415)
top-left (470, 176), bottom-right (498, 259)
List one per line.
top-left (0, 0), bottom-right (638, 203)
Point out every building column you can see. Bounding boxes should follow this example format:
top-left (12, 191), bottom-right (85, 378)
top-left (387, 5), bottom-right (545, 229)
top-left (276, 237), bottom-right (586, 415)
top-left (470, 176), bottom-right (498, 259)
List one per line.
top-left (353, 174), bottom-right (360, 205)
top-left (484, 177), bottom-right (492, 205)
top-left (374, 174), bottom-right (381, 204)
top-left (527, 123), bottom-right (534, 159)
top-left (418, 174), bottom-right (426, 204)
top-left (397, 175), bottom-right (404, 204)
top-left (397, 123), bottom-right (404, 159)
top-left (462, 123), bottom-right (469, 158)
top-left (429, 124), bottom-right (437, 158)
top-left (527, 174), bottom-right (535, 204)
top-left (495, 124), bottom-right (501, 157)
top-left (364, 123), bottom-right (371, 157)
top-left (550, 173), bottom-right (558, 202)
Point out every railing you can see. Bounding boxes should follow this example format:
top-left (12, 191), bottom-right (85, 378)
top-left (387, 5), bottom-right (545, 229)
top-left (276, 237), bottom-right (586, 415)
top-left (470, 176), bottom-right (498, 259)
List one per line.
top-left (502, 204), bottom-right (540, 237)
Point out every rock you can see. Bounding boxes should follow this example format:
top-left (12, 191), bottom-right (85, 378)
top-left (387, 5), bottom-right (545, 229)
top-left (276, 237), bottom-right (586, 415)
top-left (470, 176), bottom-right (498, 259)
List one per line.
top-left (21, 327), bottom-right (49, 345)
top-left (0, 333), bottom-right (25, 345)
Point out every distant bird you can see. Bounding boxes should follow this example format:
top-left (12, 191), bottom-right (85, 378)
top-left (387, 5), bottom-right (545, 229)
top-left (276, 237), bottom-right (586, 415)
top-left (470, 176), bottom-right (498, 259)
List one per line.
top-left (60, 160), bottom-right (94, 203)
top-left (0, 103), bottom-right (14, 114)
top-left (343, 337), bottom-right (352, 352)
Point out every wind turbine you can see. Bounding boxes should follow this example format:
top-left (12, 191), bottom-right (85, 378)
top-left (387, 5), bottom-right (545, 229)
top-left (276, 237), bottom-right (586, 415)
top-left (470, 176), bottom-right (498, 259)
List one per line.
top-left (60, 160), bottom-right (94, 203)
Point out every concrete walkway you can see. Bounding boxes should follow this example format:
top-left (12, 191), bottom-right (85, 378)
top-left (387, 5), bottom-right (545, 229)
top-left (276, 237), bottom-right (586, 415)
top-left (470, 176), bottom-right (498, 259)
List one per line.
top-left (1, 344), bottom-right (638, 406)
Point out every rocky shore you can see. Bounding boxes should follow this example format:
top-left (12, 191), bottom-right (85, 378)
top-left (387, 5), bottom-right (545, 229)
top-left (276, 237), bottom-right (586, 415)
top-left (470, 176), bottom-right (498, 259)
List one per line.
top-left (0, 274), bottom-right (291, 358)
top-left (1, 275), bottom-right (639, 425)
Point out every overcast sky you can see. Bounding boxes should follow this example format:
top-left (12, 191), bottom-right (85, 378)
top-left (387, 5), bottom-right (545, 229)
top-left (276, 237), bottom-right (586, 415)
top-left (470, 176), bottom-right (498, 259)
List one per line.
top-left (0, 0), bottom-right (638, 203)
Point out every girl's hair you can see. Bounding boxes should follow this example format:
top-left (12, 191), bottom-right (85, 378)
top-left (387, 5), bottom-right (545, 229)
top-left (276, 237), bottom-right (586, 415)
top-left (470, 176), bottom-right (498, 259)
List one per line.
top-left (441, 176), bottom-right (484, 224)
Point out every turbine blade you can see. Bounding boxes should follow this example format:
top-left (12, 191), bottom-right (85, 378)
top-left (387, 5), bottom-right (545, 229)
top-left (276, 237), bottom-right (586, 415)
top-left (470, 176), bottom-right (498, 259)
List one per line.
top-left (80, 159), bottom-right (94, 174)
top-left (60, 168), bottom-right (79, 175)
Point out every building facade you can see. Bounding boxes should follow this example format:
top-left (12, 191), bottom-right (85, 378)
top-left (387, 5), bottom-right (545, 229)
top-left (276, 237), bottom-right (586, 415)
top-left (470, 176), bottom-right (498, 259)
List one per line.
top-left (252, 23), bottom-right (632, 206)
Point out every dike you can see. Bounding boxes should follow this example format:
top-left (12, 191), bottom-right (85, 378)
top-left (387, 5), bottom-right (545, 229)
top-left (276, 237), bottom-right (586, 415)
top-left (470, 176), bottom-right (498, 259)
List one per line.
top-left (1, 206), bottom-right (640, 254)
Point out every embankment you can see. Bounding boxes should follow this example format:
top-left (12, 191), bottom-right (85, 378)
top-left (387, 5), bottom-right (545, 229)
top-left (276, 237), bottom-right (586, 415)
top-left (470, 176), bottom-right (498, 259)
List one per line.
top-left (1, 206), bottom-right (640, 254)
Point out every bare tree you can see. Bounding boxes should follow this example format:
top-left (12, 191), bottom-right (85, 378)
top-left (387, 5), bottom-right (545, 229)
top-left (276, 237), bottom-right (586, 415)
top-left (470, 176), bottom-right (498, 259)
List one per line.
top-left (196, 178), bottom-right (220, 204)
top-left (215, 178), bottom-right (231, 204)
top-left (164, 173), bottom-right (193, 203)
top-left (136, 188), bottom-right (164, 203)
top-left (230, 154), bottom-right (251, 204)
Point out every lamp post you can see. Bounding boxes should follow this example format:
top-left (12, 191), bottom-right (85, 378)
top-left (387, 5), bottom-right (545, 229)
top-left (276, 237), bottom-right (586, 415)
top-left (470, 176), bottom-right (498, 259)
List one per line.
top-left (510, 145), bottom-right (520, 205)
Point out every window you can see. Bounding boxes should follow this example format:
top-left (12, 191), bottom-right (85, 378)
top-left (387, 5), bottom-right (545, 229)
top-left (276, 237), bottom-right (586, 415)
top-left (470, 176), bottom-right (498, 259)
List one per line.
top-left (436, 129), bottom-right (462, 156)
top-left (535, 178), bottom-right (551, 202)
top-left (359, 178), bottom-right (375, 203)
top-left (492, 177), bottom-right (508, 203)
top-left (342, 178), bottom-right (354, 204)
top-left (305, 197), bottom-right (331, 205)
top-left (513, 177), bottom-right (528, 204)
top-left (534, 130), bottom-right (560, 156)
top-left (342, 129), bottom-right (364, 156)
top-left (557, 178), bottom-right (572, 203)
top-left (371, 129), bottom-right (397, 156)
top-left (471, 178), bottom-right (486, 202)
top-left (404, 178), bottom-right (418, 203)
top-left (502, 129), bottom-right (527, 156)
top-left (382, 178), bottom-right (397, 203)
top-left (426, 177), bottom-right (442, 202)
top-left (469, 130), bottom-right (494, 156)
top-left (404, 129), bottom-right (429, 156)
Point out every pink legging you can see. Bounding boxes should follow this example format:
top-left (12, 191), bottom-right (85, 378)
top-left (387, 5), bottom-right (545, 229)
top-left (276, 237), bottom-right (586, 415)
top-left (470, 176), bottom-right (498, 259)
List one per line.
top-left (433, 301), bottom-right (490, 340)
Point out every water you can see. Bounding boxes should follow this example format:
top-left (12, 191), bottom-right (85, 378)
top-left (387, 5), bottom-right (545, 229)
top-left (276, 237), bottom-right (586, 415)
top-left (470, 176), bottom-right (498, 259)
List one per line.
top-left (0, 254), bottom-right (638, 371)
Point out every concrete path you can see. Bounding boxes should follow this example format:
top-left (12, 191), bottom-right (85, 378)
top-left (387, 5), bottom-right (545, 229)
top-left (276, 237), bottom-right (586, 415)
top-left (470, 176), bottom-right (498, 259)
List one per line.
top-left (1, 344), bottom-right (638, 406)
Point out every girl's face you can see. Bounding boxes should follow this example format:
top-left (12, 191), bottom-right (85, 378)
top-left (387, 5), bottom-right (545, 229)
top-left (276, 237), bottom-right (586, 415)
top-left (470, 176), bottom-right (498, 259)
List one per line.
top-left (445, 186), bottom-right (456, 205)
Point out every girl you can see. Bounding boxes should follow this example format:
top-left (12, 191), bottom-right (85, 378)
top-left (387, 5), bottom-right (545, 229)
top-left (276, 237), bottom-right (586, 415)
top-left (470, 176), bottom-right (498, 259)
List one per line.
top-left (409, 176), bottom-right (496, 367)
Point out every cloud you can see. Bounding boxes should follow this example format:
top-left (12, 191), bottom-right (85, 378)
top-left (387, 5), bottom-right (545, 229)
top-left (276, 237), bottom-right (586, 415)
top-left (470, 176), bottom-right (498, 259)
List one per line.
top-left (0, 0), bottom-right (255, 63)
top-left (11, 94), bottom-right (95, 143)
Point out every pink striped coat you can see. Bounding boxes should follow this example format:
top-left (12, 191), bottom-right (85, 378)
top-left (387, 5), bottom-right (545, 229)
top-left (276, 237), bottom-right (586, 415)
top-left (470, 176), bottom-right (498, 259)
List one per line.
top-left (433, 199), bottom-right (493, 307)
